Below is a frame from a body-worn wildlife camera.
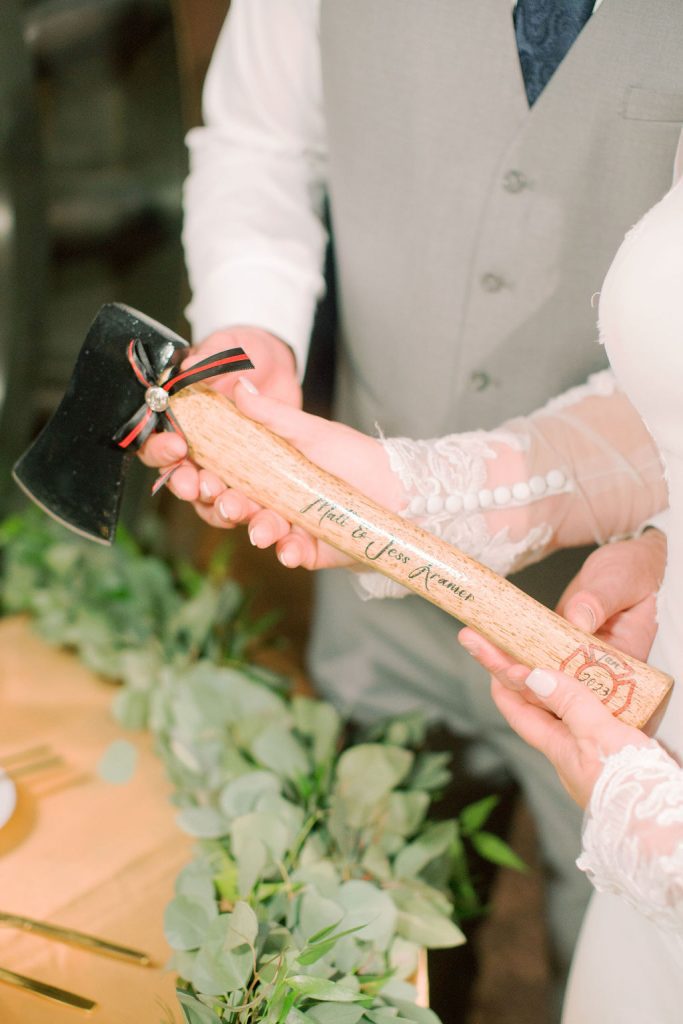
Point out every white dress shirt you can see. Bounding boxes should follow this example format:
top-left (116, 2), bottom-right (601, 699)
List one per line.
top-left (183, 0), bottom-right (326, 374)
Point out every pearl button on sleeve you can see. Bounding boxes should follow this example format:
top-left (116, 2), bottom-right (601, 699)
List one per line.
top-left (355, 370), bottom-right (667, 597)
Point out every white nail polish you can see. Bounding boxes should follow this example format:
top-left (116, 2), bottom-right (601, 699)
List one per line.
top-left (217, 500), bottom-right (234, 522)
top-left (525, 669), bottom-right (557, 697)
top-left (278, 549), bottom-right (294, 568)
top-left (239, 377), bottom-right (259, 395)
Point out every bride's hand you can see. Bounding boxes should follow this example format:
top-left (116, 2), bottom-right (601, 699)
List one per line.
top-left (457, 631), bottom-right (653, 808)
top-left (188, 379), bottom-right (406, 571)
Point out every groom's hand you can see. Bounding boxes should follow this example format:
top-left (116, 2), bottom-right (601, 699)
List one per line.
top-left (556, 528), bottom-right (666, 662)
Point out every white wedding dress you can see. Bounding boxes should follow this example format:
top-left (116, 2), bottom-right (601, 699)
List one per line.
top-left (361, 180), bottom-right (683, 1021)
top-left (562, 172), bottom-right (683, 1023)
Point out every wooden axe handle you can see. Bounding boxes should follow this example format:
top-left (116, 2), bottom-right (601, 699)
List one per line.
top-left (170, 384), bottom-right (672, 729)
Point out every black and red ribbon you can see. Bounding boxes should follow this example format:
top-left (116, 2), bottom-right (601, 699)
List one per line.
top-left (113, 338), bottom-right (253, 452)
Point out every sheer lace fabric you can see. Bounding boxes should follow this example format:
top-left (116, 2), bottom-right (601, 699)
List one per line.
top-left (577, 744), bottom-right (683, 931)
top-left (357, 370), bottom-right (667, 598)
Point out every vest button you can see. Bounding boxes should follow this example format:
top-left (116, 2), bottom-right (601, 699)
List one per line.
top-left (469, 370), bottom-right (491, 391)
top-left (503, 169), bottom-right (527, 193)
top-left (480, 272), bottom-right (504, 292)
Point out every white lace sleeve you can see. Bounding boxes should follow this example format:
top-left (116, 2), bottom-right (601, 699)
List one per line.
top-left (356, 370), bottom-right (667, 599)
top-left (576, 744), bottom-right (683, 931)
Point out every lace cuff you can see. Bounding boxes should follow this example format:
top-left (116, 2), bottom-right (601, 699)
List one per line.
top-left (577, 744), bottom-right (683, 931)
top-left (354, 370), bottom-right (666, 599)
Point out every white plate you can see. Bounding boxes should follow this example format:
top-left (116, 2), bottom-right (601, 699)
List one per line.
top-left (0, 769), bottom-right (17, 828)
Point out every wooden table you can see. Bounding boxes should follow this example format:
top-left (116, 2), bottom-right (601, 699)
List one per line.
top-left (0, 616), bottom-right (192, 1022)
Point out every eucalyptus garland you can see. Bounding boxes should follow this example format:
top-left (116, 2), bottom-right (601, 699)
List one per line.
top-left (0, 511), bottom-right (524, 1024)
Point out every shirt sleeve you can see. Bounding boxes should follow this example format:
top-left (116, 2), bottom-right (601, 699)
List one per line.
top-left (356, 370), bottom-right (667, 598)
top-left (182, 0), bottom-right (327, 376)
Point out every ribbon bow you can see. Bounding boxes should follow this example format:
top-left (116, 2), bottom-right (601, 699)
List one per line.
top-left (113, 337), bottom-right (253, 492)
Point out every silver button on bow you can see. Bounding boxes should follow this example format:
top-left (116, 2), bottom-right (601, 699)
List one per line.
top-left (145, 386), bottom-right (169, 413)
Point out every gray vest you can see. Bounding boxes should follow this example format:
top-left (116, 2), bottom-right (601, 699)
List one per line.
top-left (320, 0), bottom-right (683, 437)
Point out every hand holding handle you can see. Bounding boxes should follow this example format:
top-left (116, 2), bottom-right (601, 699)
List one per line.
top-left (170, 384), bottom-right (673, 729)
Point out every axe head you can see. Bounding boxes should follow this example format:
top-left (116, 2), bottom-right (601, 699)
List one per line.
top-left (13, 303), bottom-right (188, 544)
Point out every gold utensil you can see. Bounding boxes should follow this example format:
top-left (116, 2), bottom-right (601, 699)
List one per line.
top-left (0, 964), bottom-right (96, 1011)
top-left (1, 745), bottom-right (89, 799)
top-left (1, 745), bottom-right (55, 770)
top-left (0, 911), bottom-right (153, 966)
top-left (5, 755), bottom-right (64, 779)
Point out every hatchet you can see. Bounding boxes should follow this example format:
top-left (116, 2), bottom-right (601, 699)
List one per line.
top-left (13, 304), bottom-right (672, 728)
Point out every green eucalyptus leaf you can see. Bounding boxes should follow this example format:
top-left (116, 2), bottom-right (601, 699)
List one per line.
top-left (305, 1005), bottom-right (366, 1023)
top-left (388, 937), bottom-right (420, 981)
top-left (164, 895), bottom-right (218, 950)
top-left (286, 1006), bottom-right (310, 1024)
top-left (338, 880), bottom-right (397, 950)
top-left (286, 976), bottom-right (364, 1003)
top-left (291, 860), bottom-right (341, 899)
top-left (387, 999), bottom-right (443, 1024)
top-left (192, 902), bottom-right (258, 995)
top-left (378, 980), bottom-right (419, 1004)
top-left (177, 806), bottom-right (228, 839)
top-left (167, 579), bottom-right (220, 651)
top-left (296, 940), bottom-right (337, 966)
top-left (458, 795), bottom-right (500, 836)
top-left (251, 723), bottom-right (311, 781)
top-left (219, 770), bottom-right (282, 819)
top-left (328, 933), bottom-right (364, 974)
top-left (169, 737), bottom-right (204, 774)
top-left (176, 989), bottom-right (223, 1024)
top-left (255, 793), bottom-right (306, 843)
top-left (111, 687), bottom-right (149, 729)
top-left (175, 861), bottom-right (216, 903)
top-left (169, 948), bottom-right (198, 980)
top-left (292, 696), bottom-right (342, 765)
top-left (407, 753), bottom-right (452, 793)
top-left (213, 853), bottom-right (240, 902)
top-left (361, 845), bottom-right (392, 883)
top-left (385, 791), bottom-right (430, 838)
top-left (394, 898), bottom-right (464, 949)
top-left (298, 890), bottom-right (344, 941)
top-left (231, 811), bottom-right (291, 867)
top-left (96, 739), bottom-right (138, 785)
top-left (470, 830), bottom-right (527, 872)
top-left (363, 1011), bottom-right (407, 1024)
top-left (333, 745), bottom-right (414, 824)
top-left (393, 821), bottom-right (457, 880)
top-left (234, 835), bottom-right (268, 896)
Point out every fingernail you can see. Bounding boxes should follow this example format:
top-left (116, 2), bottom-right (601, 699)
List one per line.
top-left (525, 669), bottom-right (557, 697)
top-left (238, 377), bottom-right (259, 395)
top-left (249, 525), bottom-right (267, 547)
top-left (199, 480), bottom-right (215, 502)
top-left (278, 547), bottom-right (295, 568)
top-left (217, 499), bottom-right (237, 522)
top-left (573, 602), bottom-right (597, 634)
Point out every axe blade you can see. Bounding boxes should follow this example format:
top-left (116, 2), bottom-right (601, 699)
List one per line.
top-left (12, 303), bottom-right (188, 544)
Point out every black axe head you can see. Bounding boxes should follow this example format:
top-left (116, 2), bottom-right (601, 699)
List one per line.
top-left (12, 303), bottom-right (189, 544)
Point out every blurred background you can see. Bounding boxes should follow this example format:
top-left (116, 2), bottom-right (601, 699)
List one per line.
top-left (0, 0), bottom-right (228, 508)
top-left (0, 3), bottom-right (549, 1020)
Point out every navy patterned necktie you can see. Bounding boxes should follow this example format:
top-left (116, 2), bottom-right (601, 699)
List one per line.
top-left (514, 0), bottom-right (595, 105)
